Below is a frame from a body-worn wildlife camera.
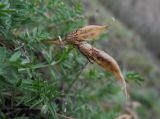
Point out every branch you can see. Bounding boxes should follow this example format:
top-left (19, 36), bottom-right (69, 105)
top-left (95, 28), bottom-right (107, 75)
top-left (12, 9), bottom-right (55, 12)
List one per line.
top-left (57, 113), bottom-right (74, 119)
top-left (66, 61), bottom-right (88, 94)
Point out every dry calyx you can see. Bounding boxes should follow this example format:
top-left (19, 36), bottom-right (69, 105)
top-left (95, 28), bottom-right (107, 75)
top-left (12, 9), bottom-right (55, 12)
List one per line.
top-left (43, 25), bottom-right (128, 100)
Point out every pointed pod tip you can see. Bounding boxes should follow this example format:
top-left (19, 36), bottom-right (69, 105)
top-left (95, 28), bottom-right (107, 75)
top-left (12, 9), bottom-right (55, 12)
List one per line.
top-left (117, 74), bottom-right (128, 102)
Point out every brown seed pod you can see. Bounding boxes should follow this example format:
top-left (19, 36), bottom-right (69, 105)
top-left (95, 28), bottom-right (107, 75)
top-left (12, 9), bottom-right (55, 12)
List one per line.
top-left (76, 42), bottom-right (128, 99)
top-left (43, 25), bottom-right (110, 45)
top-left (66, 25), bottom-right (110, 43)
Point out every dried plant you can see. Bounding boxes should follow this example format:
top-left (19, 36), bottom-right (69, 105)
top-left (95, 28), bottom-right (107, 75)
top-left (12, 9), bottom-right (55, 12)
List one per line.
top-left (66, 25), bottom-right (110, 42)
top-left (43, 25), bottom-right (128, 100)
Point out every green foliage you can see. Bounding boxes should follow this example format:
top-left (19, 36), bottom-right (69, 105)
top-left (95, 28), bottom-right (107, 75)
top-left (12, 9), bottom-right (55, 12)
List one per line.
top-left (0, 0), bottom-right (85, 118)
top-left (0, 0), bottom-right (15, 35)
top-left (126, 71), bottom-right (144, 85)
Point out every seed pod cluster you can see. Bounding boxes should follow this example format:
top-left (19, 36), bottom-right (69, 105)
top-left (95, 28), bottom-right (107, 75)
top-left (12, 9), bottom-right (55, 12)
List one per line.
top-left (43, 25), bottom-right (128, 99)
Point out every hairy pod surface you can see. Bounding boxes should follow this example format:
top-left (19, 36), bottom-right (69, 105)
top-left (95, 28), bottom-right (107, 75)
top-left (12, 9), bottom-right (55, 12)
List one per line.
top-left (43, 25), bottom-right (110, 45)
top-left (77, 42), bottom-right (122, 79)
top-left (77, 42), bottom-right (127, 99)
top-left (66, 25), bottom-right (110, 43)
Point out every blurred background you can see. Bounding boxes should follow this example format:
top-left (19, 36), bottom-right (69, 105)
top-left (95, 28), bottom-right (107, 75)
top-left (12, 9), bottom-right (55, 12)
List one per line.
top-left (101, 0), bottom-right (160, 58)
top-left (82, 0), bottom-right (160, 118)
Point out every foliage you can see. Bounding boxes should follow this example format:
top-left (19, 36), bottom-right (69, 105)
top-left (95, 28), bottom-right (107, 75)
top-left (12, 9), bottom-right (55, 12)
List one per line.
top-left (0, 0), bottom-right (144, 119)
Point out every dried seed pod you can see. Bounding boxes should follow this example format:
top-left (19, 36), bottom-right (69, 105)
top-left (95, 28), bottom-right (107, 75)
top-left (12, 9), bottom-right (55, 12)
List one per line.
top-left (66, 25), bottom-right (110, 43)
top-left (77, 42), bottom-right (128, 99)
top-left (43, 25), bottom-right (110, 45)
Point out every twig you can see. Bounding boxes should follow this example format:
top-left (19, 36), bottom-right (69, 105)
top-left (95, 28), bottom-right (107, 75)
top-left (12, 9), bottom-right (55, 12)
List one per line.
top-left (66, 61), bottom-right (88, 94)
top-left (57, 113), bottom-right (74, 119)
top-left (18, 61), bottom-right (60, 71)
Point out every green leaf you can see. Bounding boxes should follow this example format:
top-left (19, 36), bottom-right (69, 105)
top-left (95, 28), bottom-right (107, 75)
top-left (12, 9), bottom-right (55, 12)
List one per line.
top-left (9, 51), bottom-right (21, 62)
top-left (49, 103), bottom-right (58, 119)
top-left (0, 3), bottom-right (6, 9)
top-left (13, 117), bottom-right (30, 119)
top-left (30, 99), bottom-right (43, 109)
top-left (126, 71), bottom-right (144, 85)
top-left (31, 63), bottom-right (47, 69)
top-left (0, 9), bottom-right (16, 13)
top-left (16, 78), bottom-right (22, 87)
top-left (0, 47), bottom-right (7, 62)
